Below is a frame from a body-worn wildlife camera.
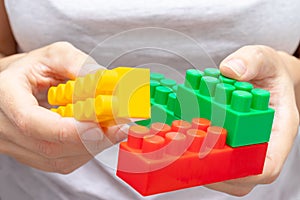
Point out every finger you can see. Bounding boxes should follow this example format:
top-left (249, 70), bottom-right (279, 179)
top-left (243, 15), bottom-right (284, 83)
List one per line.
top-left (79, 123), bottom-right (129, 155)
top-left (0, 110), bottom-right (92, 158)
top-left (214, 45), bottom-right (299, 193)
top-left (0, 42), bottom-right (105, 142)
top-left (29, 41), bottom-right (100, 79)
top-left (219, 45), bottom-right (282, 81)
top-left (0, 138), bottom-right (92, 174)
top-left (220, 45), bottom-right (299, 171)
top-left (0, 68), bottom-right (99, 143)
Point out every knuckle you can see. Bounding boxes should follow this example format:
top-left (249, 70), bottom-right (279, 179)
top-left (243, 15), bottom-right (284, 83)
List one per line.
top-left (14, 112), bottom-right (30, 135)
top-left (232, 188), bottom-right (253, 197)
top-left (0, 139), bottom-right (9, 154)
top-left (260, 163), bottom-right (281, 184)
top-left (264, 171), bottom-right (280, 184)
top-left (45, 41), bottom-right (75, 59)
top-left (49, 41), bottom-right (74, 51)
top-left (58, 126), bottom-right (68, 143)
top-left (239, 45), bottom-right (266, 64)
top-left (49, 159), bottom-right (73, 174)
top-left (57, 123), bottom-right (78, 143)
top-left (36, 140), bottom-right (62, 159)
top-left (251, 46), bottom-right (265, 66)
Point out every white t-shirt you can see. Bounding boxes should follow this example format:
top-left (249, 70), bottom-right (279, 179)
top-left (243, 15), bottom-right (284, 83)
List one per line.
top-left (1, 0), bottom-right (300, 199)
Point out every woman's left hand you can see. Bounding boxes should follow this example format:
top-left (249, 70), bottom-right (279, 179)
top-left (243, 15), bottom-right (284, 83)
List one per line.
top-left (206, 45), bottom-right (299, 196)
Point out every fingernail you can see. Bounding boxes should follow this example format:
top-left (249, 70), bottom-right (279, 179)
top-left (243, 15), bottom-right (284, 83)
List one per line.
top-left (81, 128), bottom-right (104, 141)
top-left (222, 59), bottom-right (246, 77)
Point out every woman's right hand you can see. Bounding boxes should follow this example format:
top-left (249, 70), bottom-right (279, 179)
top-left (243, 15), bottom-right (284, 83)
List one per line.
top-left (0, 42), bottom-right (127, 174)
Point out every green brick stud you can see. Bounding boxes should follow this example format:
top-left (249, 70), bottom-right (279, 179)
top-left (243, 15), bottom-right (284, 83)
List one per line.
top-left (234, 82), bottom-right (254, 92)
top-left (219, 75), bottom-right (236, 85)
top-left (154, 86), bottom-right (172, 105)
top-left (167, 93), bottom-right (177, 110)
top-left (160, 79), bottom-right (177, 89)
top-left (150, 73), bottom-right (165, 81)
top-left (231, 90), bottom-right (253, 112)
top-left (150, 80), bottom-right (160, 98)
top-left (214, 83), bottom-right (236, 105)
top-left (172, 85), bottom-right (178, 93)
top-left (199, 76), bottom-right (220, 97)
top-left (184, 69), bottom-right (204, 90)
top-left (251, 88), bottom-right (270, 110)
top-left (204, 68), bottom-right (220, 78)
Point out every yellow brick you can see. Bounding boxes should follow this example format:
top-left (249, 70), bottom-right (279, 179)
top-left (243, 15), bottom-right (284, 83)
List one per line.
top-left (114, 67), bottom-right (150, 119)
top-left (48, 67), bottom-right (150, 123)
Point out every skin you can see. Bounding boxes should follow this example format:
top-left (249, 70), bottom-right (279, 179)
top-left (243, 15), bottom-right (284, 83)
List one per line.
top-left (207, 46), bottom-right (300, 196)
top-left (0, 0), bottom-right (127, 174)
top-left (0, 0), bottom-right (300, 196)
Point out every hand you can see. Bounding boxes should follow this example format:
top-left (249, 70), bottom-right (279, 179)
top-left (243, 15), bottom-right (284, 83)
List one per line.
top-left (0, 42), bottom-right (127, 174)
top-left (205, 45), bottom-right (299, 196)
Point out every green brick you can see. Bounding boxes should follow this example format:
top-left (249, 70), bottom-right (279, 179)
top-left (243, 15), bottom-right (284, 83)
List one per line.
top-left (137, 77), bottom-right (179, 127)
top-left (211, 102), bottom-right (274, 147)
top-left (139, 69), bottom-right (274, 147)
top-left (211, 87), bottom-right (274, 147)
top-left (175, 69), bottom-right (274, 147)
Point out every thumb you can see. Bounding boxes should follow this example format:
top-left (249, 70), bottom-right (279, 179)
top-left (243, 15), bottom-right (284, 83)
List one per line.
top-left (219, 45), bottom-right (278, 81)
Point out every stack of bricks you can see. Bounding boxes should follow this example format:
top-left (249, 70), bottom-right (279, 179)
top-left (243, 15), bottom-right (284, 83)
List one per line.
top-left (47, 67), bottom-right (150, 123)
top-left (117, 68), bottom-right (274, 196)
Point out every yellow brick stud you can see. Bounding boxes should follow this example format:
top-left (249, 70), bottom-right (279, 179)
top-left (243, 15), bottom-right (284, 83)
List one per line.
top-left (48, 86), bottom-right (58, 105)
top-left (73, 70), bottom-right (105, 101)
top-left (83, 98), bottom-right (97, 121)
top-left (56, 106), bottom-right (66, 116)
top-left (95, 95), bottom-right (119, 118)
top-left (83, 73), bottom-right (98, 98)
top-left (73, 101), bottom-right (89, 121)
top-left (50, 108), bottom-right (58, 113)
top-left (56, 84), bottom-right (69, 105)
top-left (65, 80), bottom-right (75, 103)
top-left (73, 77), bottom-right (86, 101)
top-left (64, 104), bottom-right (74, 117)
top-left (96, 69), bottom-right (119, 95)
top-left (48, 82), bottom-right (73, 106)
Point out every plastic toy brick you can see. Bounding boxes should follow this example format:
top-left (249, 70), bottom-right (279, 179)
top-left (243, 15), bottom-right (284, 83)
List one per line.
top-left (136, 73), bottom-right (180, 126)
top-left (47, 67), bottom-right (150, 122)
top-left (174, 68), bottom-right (274, 147)
top-left (140, 68), bottom-right (274, 147)
top-left (117, 119), bottom-right (268, 196)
